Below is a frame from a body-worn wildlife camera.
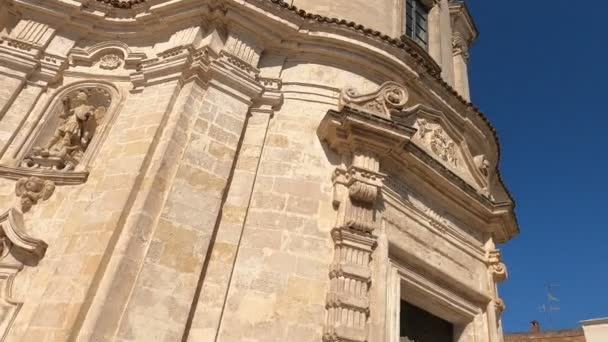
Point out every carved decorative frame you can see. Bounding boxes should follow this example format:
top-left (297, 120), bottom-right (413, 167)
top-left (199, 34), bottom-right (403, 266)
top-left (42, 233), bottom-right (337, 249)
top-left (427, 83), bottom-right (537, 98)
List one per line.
top-left (387, 261), bottom-right (486, 342)
top-left (2, 80), bottom-right (124, 184)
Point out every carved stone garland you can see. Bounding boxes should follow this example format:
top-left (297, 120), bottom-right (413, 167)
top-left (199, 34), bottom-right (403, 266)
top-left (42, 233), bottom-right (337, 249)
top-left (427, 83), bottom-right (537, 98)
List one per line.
top-left (324, 152), bottom-right (383, 342)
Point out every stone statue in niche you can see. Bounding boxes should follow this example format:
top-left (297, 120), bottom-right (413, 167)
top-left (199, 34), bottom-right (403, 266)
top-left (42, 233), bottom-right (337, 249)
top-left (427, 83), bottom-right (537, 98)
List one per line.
top-left (23, 87), bottom-right (110, 171)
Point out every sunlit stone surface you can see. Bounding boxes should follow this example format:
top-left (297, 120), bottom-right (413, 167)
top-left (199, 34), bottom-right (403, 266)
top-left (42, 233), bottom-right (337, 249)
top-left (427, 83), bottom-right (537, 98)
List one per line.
top-left (0, 0), bottom-right (517, 341)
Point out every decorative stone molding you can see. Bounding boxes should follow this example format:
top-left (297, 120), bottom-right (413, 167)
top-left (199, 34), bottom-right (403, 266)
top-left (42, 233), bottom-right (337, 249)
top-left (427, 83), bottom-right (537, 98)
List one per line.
top-left (217, 51), bottom-right (260, 78)
top-left (0, 208), bottom-right (47, 340)
top-left (69, 41), bottom-right (147, 71)
top-left (14, 177), bottom-right (55, 213)
top-left (2, 19), bottom-right (55, 53)
top-left (224, 29), bottom-right (263, 68)
top-left (98, 54), bottom-right (122, 70)
top-left (0, 165), bottom-right (88, 186)
top-left (339, 82), bottom-right (409, 119)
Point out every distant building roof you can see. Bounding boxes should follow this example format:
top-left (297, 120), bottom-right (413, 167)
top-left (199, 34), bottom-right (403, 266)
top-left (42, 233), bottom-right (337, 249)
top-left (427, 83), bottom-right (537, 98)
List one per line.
top-left (504, 329), bottom-right (586, 342)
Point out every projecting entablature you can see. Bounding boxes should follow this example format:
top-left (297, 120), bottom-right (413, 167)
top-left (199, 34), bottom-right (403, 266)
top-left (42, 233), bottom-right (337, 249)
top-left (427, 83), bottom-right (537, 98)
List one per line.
top-left (319, 82), bottom-right (518, 243)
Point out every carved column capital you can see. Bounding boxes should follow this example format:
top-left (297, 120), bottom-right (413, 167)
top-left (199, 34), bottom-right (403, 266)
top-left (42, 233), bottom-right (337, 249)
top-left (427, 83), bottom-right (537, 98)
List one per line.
top-left (452, 32), bottom-right (470, 61)
top-left (486, 249), bottom-right (508, 283)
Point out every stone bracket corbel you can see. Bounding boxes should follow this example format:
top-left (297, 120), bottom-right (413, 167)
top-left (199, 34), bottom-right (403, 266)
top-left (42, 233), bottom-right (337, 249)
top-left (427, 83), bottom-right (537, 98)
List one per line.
top-left (0, 207), bottom-right (48, 341)
top-left (0, 208), bottom-right (48, 260)
top-left (486, 248), bottom-right (507, 314)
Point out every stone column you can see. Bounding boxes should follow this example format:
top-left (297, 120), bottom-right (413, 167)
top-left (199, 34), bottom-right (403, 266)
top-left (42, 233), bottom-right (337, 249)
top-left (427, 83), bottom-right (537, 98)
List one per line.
top-left (438, 0), bottom-right (455, 86)
top-left (427, 3), bottom-right (443, 69)
top-left (452, 33), bottom-right (471, 101)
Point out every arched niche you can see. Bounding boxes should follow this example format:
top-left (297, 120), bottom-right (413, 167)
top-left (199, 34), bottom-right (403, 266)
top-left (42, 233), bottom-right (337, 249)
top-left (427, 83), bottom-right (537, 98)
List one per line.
top-left (14, 81), bottom-right (123, 180)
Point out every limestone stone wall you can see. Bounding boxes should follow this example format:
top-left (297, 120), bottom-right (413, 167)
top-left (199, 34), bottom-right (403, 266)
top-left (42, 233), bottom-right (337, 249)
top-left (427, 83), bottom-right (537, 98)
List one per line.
top-left (0, 0), bottom-right (516, 341)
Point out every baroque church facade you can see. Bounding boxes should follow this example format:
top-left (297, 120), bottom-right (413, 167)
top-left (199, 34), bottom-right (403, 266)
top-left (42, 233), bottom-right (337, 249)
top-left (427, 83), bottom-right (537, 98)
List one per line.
top-left (0, 0), bottom-right (519, 341)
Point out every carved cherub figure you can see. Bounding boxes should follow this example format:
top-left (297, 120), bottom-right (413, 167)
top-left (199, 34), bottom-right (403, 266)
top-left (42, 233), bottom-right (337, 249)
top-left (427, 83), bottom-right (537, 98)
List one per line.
top-left (15, 177), bottom-right (55, 213)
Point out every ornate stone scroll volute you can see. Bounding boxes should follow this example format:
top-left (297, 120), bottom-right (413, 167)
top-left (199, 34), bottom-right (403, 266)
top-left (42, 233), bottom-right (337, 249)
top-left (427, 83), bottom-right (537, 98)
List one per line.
top-left (486, 247), bottom-right (508, 314)
top-left (0, 208), bottom-right (47, 340)
top-left (339, 81), bottom-right (409, 119)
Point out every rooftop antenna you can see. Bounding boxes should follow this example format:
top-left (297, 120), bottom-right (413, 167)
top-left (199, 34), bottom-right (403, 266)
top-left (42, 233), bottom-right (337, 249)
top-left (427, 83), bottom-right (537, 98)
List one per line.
top-left (538, 283), bottom-right (560, 329)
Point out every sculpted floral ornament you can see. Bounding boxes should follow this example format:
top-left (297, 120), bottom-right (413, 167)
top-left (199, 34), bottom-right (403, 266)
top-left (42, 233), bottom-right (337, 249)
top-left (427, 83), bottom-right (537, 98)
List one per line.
top-left (417, 119), bottom-right (458, 167)
top-left (22, 88), bottom-right (110, 171)
top-left (15, 177), bottom-right (55, 213)
top-left (339, 81), bottom-right (409, 118)
top-left (98, 54), bottom-right (122, 70)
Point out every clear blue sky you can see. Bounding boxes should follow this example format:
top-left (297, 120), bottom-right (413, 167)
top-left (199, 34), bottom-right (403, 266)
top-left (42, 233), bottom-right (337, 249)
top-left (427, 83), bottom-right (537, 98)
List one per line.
top-left (466, 1), bottom-right (608, 333)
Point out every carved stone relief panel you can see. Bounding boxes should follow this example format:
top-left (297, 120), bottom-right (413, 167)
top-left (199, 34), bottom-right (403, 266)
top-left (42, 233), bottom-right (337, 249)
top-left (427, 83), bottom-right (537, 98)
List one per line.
top-left (391, 104), bottom-right (493, 194)
top-left (97, 54), bottom-right (122, 70)
top-left (20, 85), bottom-right (114, 172)
top-left (415, 118), bottom-right (459, 168)
top-left (339, 81), bottom-right (409, 118)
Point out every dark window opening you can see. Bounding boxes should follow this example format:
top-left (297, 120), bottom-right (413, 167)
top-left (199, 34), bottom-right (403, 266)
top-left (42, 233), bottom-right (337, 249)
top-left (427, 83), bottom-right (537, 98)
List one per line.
top-left (405, 0), bottom-right (429, 49)
top-left (400, 300), bottom-right (454, 342)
